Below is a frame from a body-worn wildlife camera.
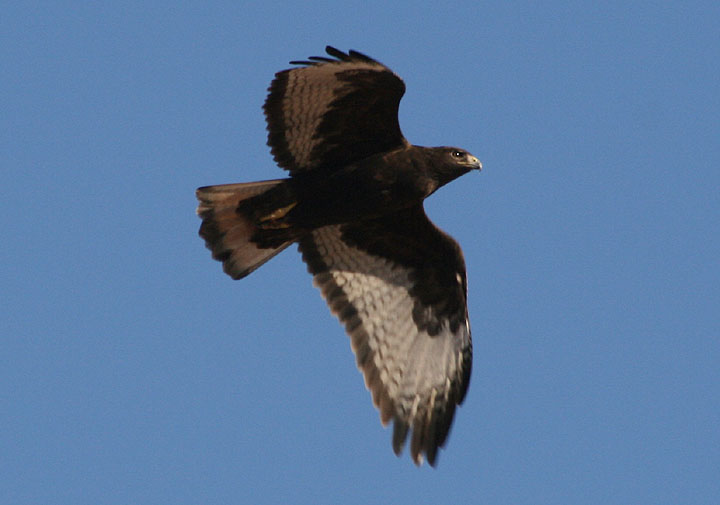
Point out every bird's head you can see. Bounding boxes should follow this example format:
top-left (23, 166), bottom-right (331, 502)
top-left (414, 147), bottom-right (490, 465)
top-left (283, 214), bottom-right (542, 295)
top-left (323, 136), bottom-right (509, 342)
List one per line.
top-left (427, 146), bottom-right (482, 189)
top-left (444, 147), bottom-right (482, 171)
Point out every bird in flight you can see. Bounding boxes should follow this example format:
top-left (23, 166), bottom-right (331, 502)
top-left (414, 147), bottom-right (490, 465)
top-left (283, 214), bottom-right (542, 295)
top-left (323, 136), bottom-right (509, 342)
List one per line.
top-left (196, 46), bottom-right (482, 466)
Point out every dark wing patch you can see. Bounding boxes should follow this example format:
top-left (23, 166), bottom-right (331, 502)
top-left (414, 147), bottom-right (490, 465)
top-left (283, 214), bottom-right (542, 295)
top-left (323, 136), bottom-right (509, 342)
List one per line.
top-left (298, 207), bottom-right (472, 466)
top-left (264, 46), bottom-right (408, 175)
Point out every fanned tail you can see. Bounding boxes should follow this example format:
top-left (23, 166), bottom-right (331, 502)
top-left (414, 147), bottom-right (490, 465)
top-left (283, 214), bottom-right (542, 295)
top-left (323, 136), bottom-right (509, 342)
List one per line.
top-left (196, 179), bottom-right (299, 279)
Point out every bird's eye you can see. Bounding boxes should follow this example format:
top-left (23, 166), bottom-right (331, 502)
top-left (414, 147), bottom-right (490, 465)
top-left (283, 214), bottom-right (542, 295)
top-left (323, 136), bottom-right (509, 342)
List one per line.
top-left (451, 150), bottom-right (465, 159)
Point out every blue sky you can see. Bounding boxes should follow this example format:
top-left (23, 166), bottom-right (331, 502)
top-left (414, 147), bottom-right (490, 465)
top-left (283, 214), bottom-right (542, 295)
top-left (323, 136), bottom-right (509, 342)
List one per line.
top-left (2, 1), bottom-right (719, 504)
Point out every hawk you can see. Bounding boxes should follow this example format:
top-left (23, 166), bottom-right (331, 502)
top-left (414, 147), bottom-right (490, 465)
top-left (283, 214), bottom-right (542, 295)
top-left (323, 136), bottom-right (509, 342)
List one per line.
top-left (196, 46), bottom-right (482, 466)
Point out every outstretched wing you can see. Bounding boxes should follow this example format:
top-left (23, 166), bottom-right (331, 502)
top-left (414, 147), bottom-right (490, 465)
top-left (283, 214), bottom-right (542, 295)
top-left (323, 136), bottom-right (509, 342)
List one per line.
top-left (298, 205), bottom-right (472, 466)
top-left (264, 46), bottom-right (408, 175)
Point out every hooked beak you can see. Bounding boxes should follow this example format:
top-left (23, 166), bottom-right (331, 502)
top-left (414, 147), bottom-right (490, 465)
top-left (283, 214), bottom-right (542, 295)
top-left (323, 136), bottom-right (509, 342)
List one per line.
top-left (469, 155), bottom-right (482, 171)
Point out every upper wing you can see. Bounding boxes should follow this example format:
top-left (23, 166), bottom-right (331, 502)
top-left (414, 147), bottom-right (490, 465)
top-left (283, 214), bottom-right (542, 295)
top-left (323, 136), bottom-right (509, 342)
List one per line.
top-left (298, 206), bottom-right (472, 466)
top-left (264, 46), bottom-right (409, 175)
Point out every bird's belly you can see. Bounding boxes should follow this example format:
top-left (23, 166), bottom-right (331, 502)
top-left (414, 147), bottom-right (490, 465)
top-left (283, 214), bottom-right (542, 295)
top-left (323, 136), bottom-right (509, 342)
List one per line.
top-left (289, 177), bottom-right (425, 228)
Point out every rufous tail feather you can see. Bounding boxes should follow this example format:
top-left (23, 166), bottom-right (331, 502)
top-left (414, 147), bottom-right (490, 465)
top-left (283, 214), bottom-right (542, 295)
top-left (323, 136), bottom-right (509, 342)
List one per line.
top-left (196, 179), bottom-right (297, 279)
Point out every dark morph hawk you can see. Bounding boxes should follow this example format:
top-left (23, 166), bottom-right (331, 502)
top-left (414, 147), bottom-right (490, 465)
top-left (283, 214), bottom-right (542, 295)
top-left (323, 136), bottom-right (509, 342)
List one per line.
top-left (196, 47), bottom-right (482, 466)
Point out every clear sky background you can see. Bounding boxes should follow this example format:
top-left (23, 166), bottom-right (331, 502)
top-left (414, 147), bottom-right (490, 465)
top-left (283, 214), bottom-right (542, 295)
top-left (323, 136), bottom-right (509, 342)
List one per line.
top-left (3, 1), bottom-right (719, 504)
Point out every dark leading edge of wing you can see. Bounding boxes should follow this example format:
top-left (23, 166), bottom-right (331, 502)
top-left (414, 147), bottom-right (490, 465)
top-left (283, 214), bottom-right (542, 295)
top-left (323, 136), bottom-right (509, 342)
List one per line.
top-left (263, 46), bottom-right (409, 175)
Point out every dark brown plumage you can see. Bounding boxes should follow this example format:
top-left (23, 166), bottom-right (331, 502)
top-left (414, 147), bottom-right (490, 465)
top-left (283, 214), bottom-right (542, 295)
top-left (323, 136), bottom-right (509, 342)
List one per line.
top-left (196, 46), bottom-right (481, 466)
